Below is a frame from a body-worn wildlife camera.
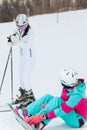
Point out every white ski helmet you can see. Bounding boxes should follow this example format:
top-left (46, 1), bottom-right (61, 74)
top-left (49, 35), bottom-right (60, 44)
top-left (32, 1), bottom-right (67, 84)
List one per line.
top-left (15, 14), bottom-right (28, 26)
top-left (59, 68), bottom-right (79, 87)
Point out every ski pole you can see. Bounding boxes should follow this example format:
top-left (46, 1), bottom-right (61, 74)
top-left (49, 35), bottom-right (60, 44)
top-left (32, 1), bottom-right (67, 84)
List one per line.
top-left (0, 48), bottom-right (11, 94)
top-left (10, 47), bottom-right (14, 102)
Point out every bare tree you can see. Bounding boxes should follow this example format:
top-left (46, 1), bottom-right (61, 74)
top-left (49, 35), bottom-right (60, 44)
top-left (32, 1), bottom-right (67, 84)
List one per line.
top-left (0, 0), bottom-right (13, 22)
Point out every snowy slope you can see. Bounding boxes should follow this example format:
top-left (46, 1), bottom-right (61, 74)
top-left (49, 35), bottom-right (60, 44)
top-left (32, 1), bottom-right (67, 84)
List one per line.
top-left (0, 10), bottom-right (87, 129)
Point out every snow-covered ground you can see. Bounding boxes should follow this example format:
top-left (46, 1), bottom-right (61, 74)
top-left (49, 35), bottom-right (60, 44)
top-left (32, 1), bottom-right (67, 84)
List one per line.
top-left (0, 9), bottom-right (87, 129)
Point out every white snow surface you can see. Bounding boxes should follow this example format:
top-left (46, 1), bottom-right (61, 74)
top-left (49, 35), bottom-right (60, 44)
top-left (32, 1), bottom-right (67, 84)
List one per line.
top-left (0, 10), bottom-right (87, 129)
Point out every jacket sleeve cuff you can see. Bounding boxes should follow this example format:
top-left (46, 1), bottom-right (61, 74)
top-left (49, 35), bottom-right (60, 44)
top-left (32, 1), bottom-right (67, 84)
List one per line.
top-left (46, 110), bottom-right (57, 119)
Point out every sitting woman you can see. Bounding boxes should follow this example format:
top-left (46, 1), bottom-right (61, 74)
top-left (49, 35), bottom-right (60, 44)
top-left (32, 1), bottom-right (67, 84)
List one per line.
top-left (15, 68), bottom-right (87, 130)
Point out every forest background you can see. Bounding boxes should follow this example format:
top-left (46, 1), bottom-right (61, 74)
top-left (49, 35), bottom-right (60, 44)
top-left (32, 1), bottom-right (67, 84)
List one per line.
top-left (0, 0), bottom-right (87, 22)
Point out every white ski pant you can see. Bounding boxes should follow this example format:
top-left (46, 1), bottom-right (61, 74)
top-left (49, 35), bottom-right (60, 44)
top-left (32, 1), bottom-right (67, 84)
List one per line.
top-left (19, 52), bottom-right (34, 91)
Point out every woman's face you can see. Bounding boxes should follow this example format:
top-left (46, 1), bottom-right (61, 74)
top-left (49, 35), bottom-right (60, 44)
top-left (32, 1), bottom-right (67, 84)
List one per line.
top-left (17, 24), bottom-right (28, 32)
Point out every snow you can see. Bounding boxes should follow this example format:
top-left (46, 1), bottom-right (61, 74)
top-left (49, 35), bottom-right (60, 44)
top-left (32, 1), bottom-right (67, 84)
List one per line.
top-left (0, 9), bottom-right (87, 129)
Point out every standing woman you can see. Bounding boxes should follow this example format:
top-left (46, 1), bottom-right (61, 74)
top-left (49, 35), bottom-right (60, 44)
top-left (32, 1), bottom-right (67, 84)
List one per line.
top-left (7, 14), bottom-right (35, 108)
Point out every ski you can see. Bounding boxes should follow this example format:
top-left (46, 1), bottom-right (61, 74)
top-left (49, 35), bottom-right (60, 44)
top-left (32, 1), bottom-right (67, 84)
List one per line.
top-left (0, 109), bottom-right (11, 112)
top-left (0, 101), bottom-right (18, 113)
top-left (7, 103), bottom-right (37, 130)
top-left (0, 104), bottom-right (11, 112)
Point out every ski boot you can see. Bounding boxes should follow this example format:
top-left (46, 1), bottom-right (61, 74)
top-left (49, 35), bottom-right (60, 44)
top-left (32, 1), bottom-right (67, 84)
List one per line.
top-left (17, 89), bottom-right (36, 108)
top-left (25, 89), bottom-right (36, 101)
top-left (19, 93), bottom-right (35, 108)
top-left (14, 87), bottom-right (27, 104)
top-left (14, 88), bottom-right (35, 105)
top-left (22, 108), bottom-right (28, 117)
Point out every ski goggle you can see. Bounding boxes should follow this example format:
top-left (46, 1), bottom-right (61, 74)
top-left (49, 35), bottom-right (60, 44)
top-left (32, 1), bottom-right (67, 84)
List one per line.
top-left (17, 24), bottom-right (27, 32)
top-left (60, 80), bottom-right (78, 87)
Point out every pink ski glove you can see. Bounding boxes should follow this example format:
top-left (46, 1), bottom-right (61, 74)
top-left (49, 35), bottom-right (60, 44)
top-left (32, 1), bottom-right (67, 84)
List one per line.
top-left (24, 115), bottom-right (46, 125)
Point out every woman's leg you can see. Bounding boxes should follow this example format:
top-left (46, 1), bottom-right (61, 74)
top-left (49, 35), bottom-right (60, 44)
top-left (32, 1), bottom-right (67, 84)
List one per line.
top-left (37, 97), bottom-right (64, 125)
top-left (27, 95), bottom-right (64, 125)
top-left (38, 97), bottom-right (63, 115)
top-left (26, 94), bottom-right (54, 115)
top-left (62, 110), bottom-right (86, 128)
